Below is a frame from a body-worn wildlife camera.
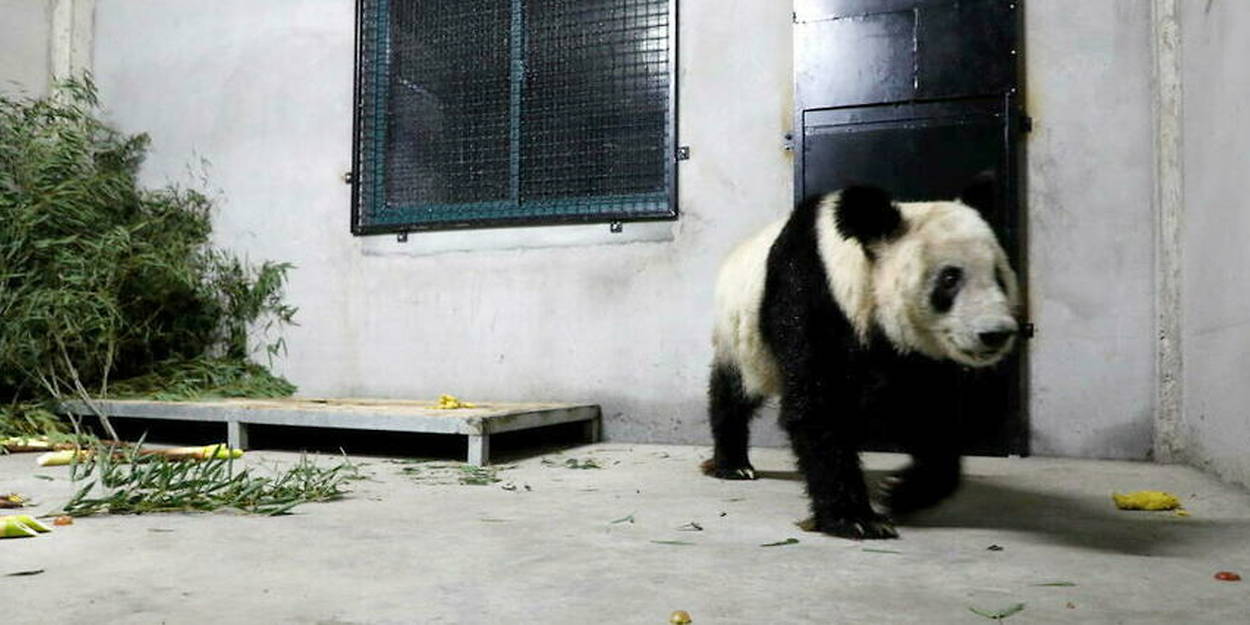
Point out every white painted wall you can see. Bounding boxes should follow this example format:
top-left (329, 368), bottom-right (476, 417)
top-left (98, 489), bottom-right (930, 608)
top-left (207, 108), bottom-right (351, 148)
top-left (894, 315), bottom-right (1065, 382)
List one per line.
top-left (84, 0), bottom-right (1164, 457)
top-left (0, 0), bottom-right (51, 96)
top-left (1024, 1), bottom-right (1158, 458)
top-left (1179, 0), bottom-right (1250, 488)
top-left (92, 0), bottom-right (796, 446)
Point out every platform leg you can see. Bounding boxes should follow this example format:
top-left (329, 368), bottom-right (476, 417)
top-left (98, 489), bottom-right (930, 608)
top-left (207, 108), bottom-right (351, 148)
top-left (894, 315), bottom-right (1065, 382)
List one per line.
top-left (227, 421), bottom-right (250, 450)
top-left (583, 416), bottom-right (602, 443)
top-left (467, 434), bottom-right (490, 466)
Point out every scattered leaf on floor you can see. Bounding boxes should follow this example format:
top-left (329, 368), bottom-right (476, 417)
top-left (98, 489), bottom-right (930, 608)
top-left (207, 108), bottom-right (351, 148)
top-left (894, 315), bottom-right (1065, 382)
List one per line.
top-left (459, 466), bottom-right (502, 486)
top-left (862, 547), bottom-right (902, 554)
top-left (677, 522), bottom-right (703, 532)
top-left (651, 540), bottom-right (695, 546)
top-left (969, 603), bottom-right (1025, 620)
top-left (760, 538), bottom-right (800, 547)
top-left (610, 514), bottom-right (636, 524)
top-left (1031, 581), bottom-right (1077, 587)
top-left (5, 569), bottom-right (44, 577)
top-left (986, 544), bottom-right (1004, 551)
top-left (33, 475), bottom-right (54, 481)
top-left (147, 528), bottom-right (175, 533)
top-left (564, 458), bottom-right (601, 470)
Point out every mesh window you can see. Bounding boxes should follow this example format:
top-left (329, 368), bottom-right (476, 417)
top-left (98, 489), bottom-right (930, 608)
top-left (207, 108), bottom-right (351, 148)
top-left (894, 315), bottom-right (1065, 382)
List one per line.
top-left (353, 0), bottom-right (676, 233)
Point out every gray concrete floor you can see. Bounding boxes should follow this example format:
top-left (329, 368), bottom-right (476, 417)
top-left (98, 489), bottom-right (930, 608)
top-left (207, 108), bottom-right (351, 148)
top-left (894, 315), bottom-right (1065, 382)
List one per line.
top-left (3, 444), bottom-right (1249, 624)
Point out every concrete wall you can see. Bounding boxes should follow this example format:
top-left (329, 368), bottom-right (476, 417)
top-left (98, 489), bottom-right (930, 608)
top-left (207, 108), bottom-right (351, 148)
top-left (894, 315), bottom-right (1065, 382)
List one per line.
top-left (0, 0), bottom-right (51, 96)
top-left (92, 0), bottom-right (796, 446)
top-left (1024, 1), bottom-right (1158, 458)
top-left (88, 0), bottom-right (1163, 457)
top-left (1179, 0), bottom-right (1250, 488)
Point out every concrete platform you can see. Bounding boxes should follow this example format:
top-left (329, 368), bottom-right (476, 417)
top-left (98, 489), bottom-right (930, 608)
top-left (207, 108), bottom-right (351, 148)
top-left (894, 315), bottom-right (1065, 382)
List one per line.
top-left (59, 398), bottom-right (602, 465)
top-left (3, 445), bottom-right (1250, 624)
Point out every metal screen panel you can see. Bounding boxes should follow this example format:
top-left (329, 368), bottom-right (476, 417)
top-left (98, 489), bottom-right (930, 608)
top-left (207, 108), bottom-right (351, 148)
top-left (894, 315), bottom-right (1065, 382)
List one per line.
top-left (353, 0), bottom-right (676, 233)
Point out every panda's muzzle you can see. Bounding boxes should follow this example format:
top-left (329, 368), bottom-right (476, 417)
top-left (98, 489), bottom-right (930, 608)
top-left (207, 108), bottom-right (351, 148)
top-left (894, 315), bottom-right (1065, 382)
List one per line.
top-left (978, 328), bottom-right (1015, 350)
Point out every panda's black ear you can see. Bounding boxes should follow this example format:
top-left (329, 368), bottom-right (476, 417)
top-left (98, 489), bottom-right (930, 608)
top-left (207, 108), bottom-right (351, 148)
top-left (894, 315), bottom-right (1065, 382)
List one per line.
top-left (835, 185), bottom-right (902, 245)
top-left (959, 170), bottom-right (997, 215)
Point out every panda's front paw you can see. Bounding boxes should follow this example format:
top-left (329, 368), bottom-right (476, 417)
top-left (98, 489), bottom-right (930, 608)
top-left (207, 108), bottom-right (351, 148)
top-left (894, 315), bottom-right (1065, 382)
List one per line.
top-left (797, 512), bottom-right (898, 540)
top-left (880, 464), bottom-right (960, 515)
top-left (699, 458), bottom-right (757, 480)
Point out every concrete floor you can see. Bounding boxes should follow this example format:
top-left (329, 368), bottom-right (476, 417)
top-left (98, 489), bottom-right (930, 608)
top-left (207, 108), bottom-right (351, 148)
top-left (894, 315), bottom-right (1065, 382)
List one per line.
top-left (3, 444), bottom-right (1249, 624)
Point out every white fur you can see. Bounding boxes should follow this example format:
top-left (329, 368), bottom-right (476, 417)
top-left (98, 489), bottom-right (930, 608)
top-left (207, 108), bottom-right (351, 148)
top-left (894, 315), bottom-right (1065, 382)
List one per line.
top-left (712, 220), bottom-right (785, 397)
top-left (711, 194), bottom-right (1019, 397)
top-left (874, 201), bottom-right (1020, 366)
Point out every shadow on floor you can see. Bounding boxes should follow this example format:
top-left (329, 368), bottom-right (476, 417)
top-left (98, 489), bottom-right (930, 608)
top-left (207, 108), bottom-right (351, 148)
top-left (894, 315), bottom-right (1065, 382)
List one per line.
top-left (754, 467), bottom-right (1250, 557)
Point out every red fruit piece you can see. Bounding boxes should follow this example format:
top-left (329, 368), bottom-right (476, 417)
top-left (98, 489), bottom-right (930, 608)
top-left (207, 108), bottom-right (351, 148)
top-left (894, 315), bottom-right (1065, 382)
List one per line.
top-left (1214, 571), bottom-right (1241, 581)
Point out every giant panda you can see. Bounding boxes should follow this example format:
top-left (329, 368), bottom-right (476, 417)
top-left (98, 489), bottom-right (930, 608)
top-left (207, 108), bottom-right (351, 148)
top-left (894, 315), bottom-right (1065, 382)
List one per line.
top-left (704, 180), bottom-right (1020, 540)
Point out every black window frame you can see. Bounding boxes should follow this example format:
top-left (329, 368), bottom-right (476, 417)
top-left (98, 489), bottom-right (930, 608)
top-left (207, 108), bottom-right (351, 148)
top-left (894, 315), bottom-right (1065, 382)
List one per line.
top-left (350, 0), bottom-right (680, 235)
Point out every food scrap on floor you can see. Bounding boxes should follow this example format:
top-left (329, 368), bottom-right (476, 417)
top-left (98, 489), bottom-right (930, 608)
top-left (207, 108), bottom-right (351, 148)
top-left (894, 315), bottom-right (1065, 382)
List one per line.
top-left (432, 394), bottom-right (476, 409)
top-left (1112, 490), bottom-right (1182, 511)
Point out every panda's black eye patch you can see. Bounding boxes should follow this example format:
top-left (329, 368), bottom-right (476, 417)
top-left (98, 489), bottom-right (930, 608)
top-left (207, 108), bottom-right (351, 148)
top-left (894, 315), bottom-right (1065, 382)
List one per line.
top-left (930, 266), bottom-right (963, 313)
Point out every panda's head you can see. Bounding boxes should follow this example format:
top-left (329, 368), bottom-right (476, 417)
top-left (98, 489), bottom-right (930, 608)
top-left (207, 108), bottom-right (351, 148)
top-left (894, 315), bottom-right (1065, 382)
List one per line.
top-left (834, 181), bottom-right (1021, 367)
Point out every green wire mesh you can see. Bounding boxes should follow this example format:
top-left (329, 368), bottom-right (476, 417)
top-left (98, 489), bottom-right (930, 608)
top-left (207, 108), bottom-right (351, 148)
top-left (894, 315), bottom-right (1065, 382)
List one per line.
top-left (354, 0), bottom-right (674, 232)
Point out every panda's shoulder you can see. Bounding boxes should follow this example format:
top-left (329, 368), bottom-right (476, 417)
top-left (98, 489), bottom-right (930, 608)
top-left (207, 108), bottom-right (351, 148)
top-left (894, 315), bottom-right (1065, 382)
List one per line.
top-left (761, 193), bottom-right (843, 314)
top-left (768, 194), bottom-right (833, 267)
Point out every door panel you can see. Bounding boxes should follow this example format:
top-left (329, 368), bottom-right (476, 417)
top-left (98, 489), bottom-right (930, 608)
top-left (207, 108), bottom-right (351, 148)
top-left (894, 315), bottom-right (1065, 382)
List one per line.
top-left (794, 1), bottom-right (1026, 456)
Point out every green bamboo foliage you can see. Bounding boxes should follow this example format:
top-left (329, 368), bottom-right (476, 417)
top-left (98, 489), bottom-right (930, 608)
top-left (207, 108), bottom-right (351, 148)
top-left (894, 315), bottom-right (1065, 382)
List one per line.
top-left (63, 441), bottom-right (356, 516)
top-left (0, 76), bottom-right (297, 436)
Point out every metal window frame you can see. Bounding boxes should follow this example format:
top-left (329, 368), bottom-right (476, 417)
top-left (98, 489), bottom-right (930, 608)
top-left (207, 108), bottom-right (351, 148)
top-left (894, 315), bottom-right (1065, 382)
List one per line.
top-left (350, 0), bottom-right (680, 235)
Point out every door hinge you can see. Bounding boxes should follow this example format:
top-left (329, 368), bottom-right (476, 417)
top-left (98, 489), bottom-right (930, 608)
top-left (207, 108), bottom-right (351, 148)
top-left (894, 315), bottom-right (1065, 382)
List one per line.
top-left (1023, 322), bottom-right (1036, 339)
top-left (1019, 115), bottom-right (1033, 134)
top-left (676, 146), bottom-right (690, 161)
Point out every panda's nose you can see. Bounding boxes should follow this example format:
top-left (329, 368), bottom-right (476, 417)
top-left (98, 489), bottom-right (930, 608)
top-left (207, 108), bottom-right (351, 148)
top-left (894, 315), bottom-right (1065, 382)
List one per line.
top-left (979, 329), bottom-right (1016, 349)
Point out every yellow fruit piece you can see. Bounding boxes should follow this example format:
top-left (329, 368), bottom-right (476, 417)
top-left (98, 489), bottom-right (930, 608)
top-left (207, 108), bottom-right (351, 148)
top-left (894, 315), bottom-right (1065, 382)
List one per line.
top-left (162, 444), bottom-right (243, 460)
top-left (4, 493), bottom-right (24, 504)
top-left (1112, 490), bottom-right (1181, 511)
top-left (670, 610), bottom-right (693, 625)
top-left (36, 450), bottom-right (91, 467)
top-left (1, 516), bottom-right (39, 538)
top-left (201, 444), bottom-right (243, 460)
top-left (433, 394), bottom-right (476, 410)
top-left (7, 514), bottom-right (50, 533)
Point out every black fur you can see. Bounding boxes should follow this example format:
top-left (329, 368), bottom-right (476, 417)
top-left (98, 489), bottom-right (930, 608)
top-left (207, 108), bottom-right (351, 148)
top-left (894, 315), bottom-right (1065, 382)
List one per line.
top-left (706, 189), bottom-right (966, 540)
top-left (959, 170), bottom-right (997, 215)
top-left (833, 186), bottom-right (902, 246)
top-left (702, 362), bottom-right (764, 480)
top-left (930, 266), bottom-right (963, 314)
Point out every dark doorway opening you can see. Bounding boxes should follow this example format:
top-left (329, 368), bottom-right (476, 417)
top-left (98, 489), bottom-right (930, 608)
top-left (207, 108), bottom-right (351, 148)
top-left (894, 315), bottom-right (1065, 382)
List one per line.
top-left (794, 0), bottom-right (1027, 455)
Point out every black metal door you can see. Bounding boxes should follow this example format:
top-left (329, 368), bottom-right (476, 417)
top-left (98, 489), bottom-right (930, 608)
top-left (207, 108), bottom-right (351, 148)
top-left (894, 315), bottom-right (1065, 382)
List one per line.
top-left (794, 0), bottom-right (1027, 456)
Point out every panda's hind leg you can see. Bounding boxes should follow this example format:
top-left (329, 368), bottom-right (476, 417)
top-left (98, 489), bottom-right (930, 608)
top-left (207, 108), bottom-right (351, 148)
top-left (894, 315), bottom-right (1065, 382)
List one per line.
top-left (702, 362), bottom-right (764, 480)
top-left (879, 365), bottom-right (963, 515)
